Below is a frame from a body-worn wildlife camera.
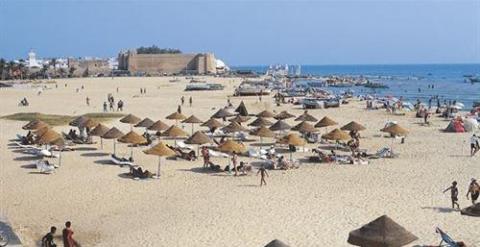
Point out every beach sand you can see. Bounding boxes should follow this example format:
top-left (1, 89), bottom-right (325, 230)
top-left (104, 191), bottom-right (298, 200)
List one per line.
top-left (0, 76), bottom-right (479, 246)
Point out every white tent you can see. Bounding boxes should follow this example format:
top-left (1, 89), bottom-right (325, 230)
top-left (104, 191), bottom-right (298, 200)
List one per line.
top-left (464, 118), bottom-right (479, 132)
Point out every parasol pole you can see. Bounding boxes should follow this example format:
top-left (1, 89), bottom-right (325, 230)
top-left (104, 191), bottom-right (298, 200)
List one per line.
top-left (156, 156), bottom-right (161, 179)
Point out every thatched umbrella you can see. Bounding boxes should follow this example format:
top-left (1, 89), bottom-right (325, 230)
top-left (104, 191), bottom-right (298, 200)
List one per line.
top-left (211, 108), bottom-right (235, 120)
top-left (144, 142), bottom-right (176, 179)
top-left (218, 139), bottom-right (246, 154)
top-left (162, 125), bottom-right (188, 145)
top-left (148, 120), bottom-right (169, 132)
top-left (257, 110), bottom-right (275, 118)
top-left (22, 119), bottom-right (48, 130)
top-left (294, 110), bottom-right (318, 122)
top-left (120, 114), bottom-right (141, 130)
top-left (322, 128), bottom-right (351, 141)
top-left (36, 129), bottom-right (62, 145)
top-left (134, 117), bottom-right (155, 128)
top-left (201, 118), bottom-right (224, 133)
top-left (347, 215), bottom-right (418, 247)
top-left (166, 111), bottom-right (187, 125)
top-left (222, 121), bottom-right (249, 134)
top-left (185, 131), bottom-right (213, 154)
top-left (248, 117), bottom-right (273, 127)
top-left (101, 127), bottom-right (124, 155)
top-left (182, 115), bottom-right (203, 134)
top-left (235, 101), bottom-right (249, 116)
top-left (80, 118), bottom-right (99, 129)
top-left (315, 116), bottom-right (338, 128)
top-left (118, 131), bottom-right (147, 158)
top-left (265, 239), bottom-right (290, 247)
top-left (229, 115), bottom-right (251, 124)
top-left (34, 126), bottom-right (51, 137)
top-left (381, 124), bottom-right (409, 137)
top-left (69, 115), bottom-right (90, 127)
top-left (341, 121), bottom-right (366, 132)
top-left (277, 133), bottom-right (306, 161)
top-left (461, 203), bottom-right (480, 217)
top-left (292, 121), bottom-right (317, 133)
top-left (269, 120), bottom-right (292, 132)
top-left (251, 126), bottom-right (275, 146)
top-left (274, 111), bottom-right (296, 120)
top-left (89, 123), bottom-right (110, 149)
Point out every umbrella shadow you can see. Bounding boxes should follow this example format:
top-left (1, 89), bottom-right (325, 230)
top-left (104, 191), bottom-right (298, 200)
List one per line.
top-left (94, 159), bottom-right (116, 165)
top-left (250, 143), bottom-right (276, 147)
top-left (14, 156), bottom-right (42, 161)
top-left (27, 171), bottom-right (52, 175)
top-left (81, 152), bottom-right (109, 157)
top-left (421, 206), bottom-right (459, 213)
top-left (448, 154), bottom-right (471, 158)
top-left (237, 184), bottom-right (259, 188)
top-left (177, 167), bottom-right (225, 174)
top-left (74, 147), bottom-right (98, 151)
top-left (20, 164), bottom-right (37, 169)
top-left (11, 149), bottom-right (28, 153)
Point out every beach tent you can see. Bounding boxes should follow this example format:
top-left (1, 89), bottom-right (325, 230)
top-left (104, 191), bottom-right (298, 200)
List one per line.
top-left (463, 118), bottom-right (479, 132)
top-left (444, 120), bottom-right (465, 133)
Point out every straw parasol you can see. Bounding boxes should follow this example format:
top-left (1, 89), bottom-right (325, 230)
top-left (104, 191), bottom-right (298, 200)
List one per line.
top-left (218, 139), bottom-right (246, 153)
top-left (277, 133), bottom-right (306, 160)
top-left (23, 119), bottom-right (49, 130)
top-left (322, 128), bottom-right (350, 141)
top-left (248, 117), bottom-right (273, 127)
top-left (315, 116), bottom-right (338, 128)
top-left (35, 129), bottom-right (61, 145)
top-left (294, 110), bottom-right (318, 122)
top-left (34, 126), bottom-right (51, 137)
top-left (101, 127), bottom-right (124, 155)
top-left (80, 118), bottom-right (99, 129)
top-left (251, 126), bottom-right (275, 146)
top-left (222, 121), bottom-right (249, 134)
top-left (235, 101), bottom-right (249, 116)
top-left (148, 120), bottom-right (169, 132)
top-left (144, 142), bottom-right (176, 179)
top-left (341, 121), bottom-right (366, 131)
top-left (269, 120), bottom-right (292, 132)
top-left (256, 110), bottom-right (275, 118)
top-left (274, 111), bottom-right (296, 120)
top-left (265, 239), bottom-right (290, 247)
top-left (381, 124), bottom-right (409, 137)
top-left (201, 118), bottom-right (224, 131)
top-left (69, 115), bottom-right (90, 127)
top-left (166, 111), bottom-right (187, 122)
top-left (120, 114), bottom-right (141, 130)
top-left (211, 108), bottom-right (235, 119)
top-left (89, 123), bottom-right (110, 149)
top-left (118, 131), bottom-right (147, 158)
top-left (134, 117), bottom-right (155, 128)
top-left (292, 121), bottom-right (317, 133)
top-left (182, 115), bottom-right (203, 134)
top-left (185, 131), bottom-right (213, 154)
top-left (460, 203), bottom-right (480, 217)
top-left (162, 125), bottom-right (188, 145)
top-left (347, 215), bottom-right (418, 247)
top-left (229, 115), bottom-right (251, 123)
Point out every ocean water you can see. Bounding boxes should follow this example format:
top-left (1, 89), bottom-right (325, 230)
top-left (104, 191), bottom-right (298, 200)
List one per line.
top-left (233, 64), bottom-right (480, 109)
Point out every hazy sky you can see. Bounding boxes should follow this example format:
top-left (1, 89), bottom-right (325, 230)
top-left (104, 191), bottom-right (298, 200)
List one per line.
top-left (0, 0), bottom-right (479, 65)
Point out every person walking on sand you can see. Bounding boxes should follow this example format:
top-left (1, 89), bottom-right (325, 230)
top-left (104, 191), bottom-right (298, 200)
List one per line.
top-left (181, 96), bottom-right (185, 106)
top-left (189, 96), bottom-right (192, 107)
top-left (470, 134), bottom-right (479, 156)
top-left (201, 146), bottom-right (210, 168)
top-left (443, 181), bottom-right (460, 209)
top-left (232, 152), bottom-right (238, 176)
top-left (466, 178), bottom-right (480, 205)
top-left (62, 221), bottom-right (77, 247)
top-left (103, 101), bottom-right (107, 112)
top-left (117, 100), bottom-right (124, 111)
top-left (41, 226), bottom-right (57, 247)
top-left (257, 165), bottom-right (269, 186)
top-left (86, 97), bottom-right (90, 106)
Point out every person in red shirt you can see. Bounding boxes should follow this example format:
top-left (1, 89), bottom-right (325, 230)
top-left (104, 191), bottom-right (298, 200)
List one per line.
top-left (62, 221), bottom-right (77, 247)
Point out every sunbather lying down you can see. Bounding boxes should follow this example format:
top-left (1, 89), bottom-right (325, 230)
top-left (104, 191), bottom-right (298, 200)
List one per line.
top-left (278, 156), bottom-right (299, 170)
top-left (129, 166), bottom-right (154, 179)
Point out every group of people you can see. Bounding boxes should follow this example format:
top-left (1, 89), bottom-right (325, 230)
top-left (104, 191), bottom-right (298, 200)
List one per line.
top-left (139, 88), bottom-right (147, 95)
top-left (443, 179), bottom-right (480, 210)
top-left (180, 96), bottom-right (193, 107)
top-left (41, 221), bottom-right (77, 247)
top-left (470, 134), bottom-right (480, 156)
top-left (103, 94), bottom-right (124, 112)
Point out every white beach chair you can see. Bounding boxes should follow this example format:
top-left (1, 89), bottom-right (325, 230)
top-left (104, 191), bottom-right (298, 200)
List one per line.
top-left (36, 160), bottom-right (56, 174)
top-left (177, 141), bottom-right (194, 150)
top-left (208, 149), bottom-right (229, 158)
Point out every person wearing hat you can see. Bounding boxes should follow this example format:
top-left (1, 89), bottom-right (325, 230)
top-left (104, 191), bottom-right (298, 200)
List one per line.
top-left (443, 181), bottom-right (460, 209)
top-left (466, 178), bottom-right (480, 205)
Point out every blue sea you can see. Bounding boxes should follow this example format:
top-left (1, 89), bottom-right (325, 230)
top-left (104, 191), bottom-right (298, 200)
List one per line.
top-left (233, 64), bottom-right (480, 109)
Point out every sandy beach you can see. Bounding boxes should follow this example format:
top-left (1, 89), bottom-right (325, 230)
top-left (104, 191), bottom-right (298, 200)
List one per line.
top-left (1, 76), bottom-right (479, 246)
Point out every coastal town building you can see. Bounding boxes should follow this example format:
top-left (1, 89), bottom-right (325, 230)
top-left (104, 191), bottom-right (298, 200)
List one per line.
top-left (67, 57), bottom-right (111, 77)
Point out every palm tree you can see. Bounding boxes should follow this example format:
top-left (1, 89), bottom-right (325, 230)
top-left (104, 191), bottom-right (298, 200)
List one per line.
top-left (50, 58), bottom-right (57, 77)
top-left (0, 58), bottom-right (5, 80)
top-left (41, 64), bottom-right (49, 79)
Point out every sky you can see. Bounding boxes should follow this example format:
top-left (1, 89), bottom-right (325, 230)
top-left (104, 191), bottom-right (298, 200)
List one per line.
top-left (0, 0), bottom-right (479, 65)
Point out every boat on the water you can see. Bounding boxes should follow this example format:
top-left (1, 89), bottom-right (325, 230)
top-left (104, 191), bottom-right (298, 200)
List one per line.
top-left (185, 83), bottom-right (224, 91)
top-left (234, 85), bottom-right (271, 96)
top-left (363, 82), bottom-right (389, 89)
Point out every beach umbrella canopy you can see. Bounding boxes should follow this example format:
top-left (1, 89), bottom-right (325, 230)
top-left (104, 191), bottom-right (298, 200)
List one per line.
top-left (265, 239), bottom-right (290, 247)
top-left (134, 117), bottom-right (155, 128)
top-left (248, 117), bottom-right (273, 127)
top-left (101, 127), bottom-right (124, 139)
top-left (34, 126), bottom-right (51, 137)
top-left (251, 126), bottom-right (275, 138)
top-left (162, 125), bottom-right (189, 138)
top-left (222, 121), bottom-right (249, 133)
top-left (315, 116), bottom-right (338, 128)
top-left (235, 101), bottom-right (249, 116)
top-left (292, 121), bottom-right (317, 133)
top-left (211, 108), bottom-right (235, 119)
top-left (35, 129), bottom-right (62, 145)
top-left (269, 120), bottom-right (292, 132)
top-left (322, 128), bottom-right (351, 141)
top-left (185, 131), bottom-right (213, 145)
top-left (22, 119), bottom-right (49, 130)
top-left (274, 111), bottom-right (296, 120)
top-left (294, 111), bottom-right (318, 122)
top-left (277, 133), bottom-right (306, 146)
top-left (80, 118), bottom-right (99, 129)
top-left (201, 118), bottom-right (223, 129)
top-left (89, 124), bottom-right (110, 136)
top-left (69, 115), bottom-right (90, 127)
top-left (218, 140), bottom-right (246, 153)
top-left (347, 215), bottom-right (418, 247)
top-left (257, 110), bottom-right (275, 118)
top-left (166, 111), bottom-right (187, 121)
top-left (341, 121), bottom-right (366, 131)
top-left (144, 142), bottom-right (176, 179)
top-left (229, 115), bottom-right (251, 123)
top-left (120, 114), bottom-right (141, 125)
top-left (381, 124), bottom-right (409, 136)
top-left (460, 203), bottom-right (480, 217)
top-left (182, 115), bottom-right (203, 124)
top-left (118, 131), bottom-right (147, 145)
top-left (148, 120), bottom-right (169, 132)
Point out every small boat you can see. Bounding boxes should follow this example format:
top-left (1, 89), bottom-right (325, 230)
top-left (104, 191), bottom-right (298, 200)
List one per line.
top-left (185, 83), bottom-right (224, 91)
top-left (465, 76), bottom-right (480, 83)
top-left (363, 82), bottom-right (389, 89)
top-left (234, 85), bottom-right (271, 96)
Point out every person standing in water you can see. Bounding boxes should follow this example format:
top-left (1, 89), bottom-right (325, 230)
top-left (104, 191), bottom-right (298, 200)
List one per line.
top-left (257, 165), bottom-right (269, 187)
top-left (443, 181), bottom-right (460, 209)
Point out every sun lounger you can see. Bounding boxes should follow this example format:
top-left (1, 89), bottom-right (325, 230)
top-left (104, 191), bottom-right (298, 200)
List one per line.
top-left (36, 160), bottom-right (56, 174)
top-left (110, 154), bottom-right (134, 167)
top-left (208, 149), bottom-right (229, 158)
top-left (177, 141), bottom-right (194, 150)
top-left (435, 228), bottom-right (465, 247)
top-left (16, 143), bottom-right (60, 158)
